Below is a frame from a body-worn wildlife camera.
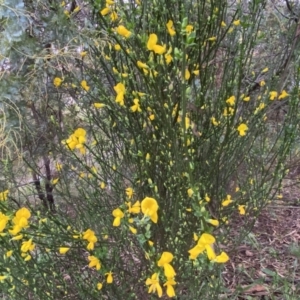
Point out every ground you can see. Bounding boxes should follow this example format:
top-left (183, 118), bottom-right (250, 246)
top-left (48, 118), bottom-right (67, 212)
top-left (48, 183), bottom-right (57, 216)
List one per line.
top-left (224, 178), bottom-right (300, 299)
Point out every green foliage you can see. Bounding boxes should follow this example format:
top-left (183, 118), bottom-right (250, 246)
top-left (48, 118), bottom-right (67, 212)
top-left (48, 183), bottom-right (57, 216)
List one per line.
top-left (0, 0), bottom-right (300, 299)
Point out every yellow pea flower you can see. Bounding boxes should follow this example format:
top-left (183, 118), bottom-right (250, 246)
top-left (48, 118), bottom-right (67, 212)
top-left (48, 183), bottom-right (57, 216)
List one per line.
top-left (59, 247), bottom-right (70, 254)
top-left (53, 77), bottom-right (62, 87)
top-left (187, 188), bottom-right (194, 197)
top-left (116, 25), bottom-right (131, 38)
top-left (146, 273), bottom-right (163, 298)
top-left (226, 95), bottom-right (235, 106)
top-left (269, 91), bottom-right (278, 100)
top-left (278, 90), bottom-right (289, 100)
top-left (214, 251), bottom-right (229, 263)
top-left (237, 123), bottom-right (248, 136)
top-left (166, 20), bottom-right (176, 36)
top-left (222, 195), bottom-right (233, 206)
top-left (208, 219), bottom-right (219, 226)
top-left (93, 103), bottom-right (105, 108)
top-left (186, 25), bottom-right (193, 34)
top-left (97, 282), bottom-right (103, 290)
top-left (238, 205), bottom-right (246, 215)
top-left (185, 68), bottom-right (190, 80)
top-left (141, 197), bottom-right (159, 223)
top-left (112, 208), bottom-right (124, 226)
top-left (106, 271), bottom-right (113, 283)
top-left (100, 7), bottom-right (110, 16)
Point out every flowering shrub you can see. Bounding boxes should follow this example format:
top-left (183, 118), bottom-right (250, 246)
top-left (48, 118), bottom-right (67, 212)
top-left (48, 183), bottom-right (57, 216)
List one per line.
top-left (0, 0), bottom-right (299, 299)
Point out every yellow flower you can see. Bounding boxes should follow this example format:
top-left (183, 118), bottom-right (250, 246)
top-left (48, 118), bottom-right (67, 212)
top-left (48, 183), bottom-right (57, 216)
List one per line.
top-left (100, 7), bottom-right (110, 16)
top-left (115, 92), bottom-right (124, 106)
top-left (59, 247), bottom-right (70, 254)
top-left (238, 205), bottom-right (246, 215)
top-left (147, 34), bottom-right (166, 54)
top-left (205, 193), bottom-right (210, 202)
top-left (243, 96), bottom-right (250, 102)
top-left (237, 123), bottom-right (248, 136)
top-left (146, 153), bottom-right (150, 161)
top-left (94, 103), bottom-right (105, 108)
top-left (116, 25), bottom-right (131, 38)
top-left (213, 251), bottom-right (229, 263)
top-left (0, 190), bottom-right (8, 201)
top-left (21, 239), bottom-right (35, 253)
top-left (193, 233), bottom-right (198, 241)
top-left (153, 44), bottom-right (166, 55)
top-left (53, 77), bottom-right (62, 87)
top-left (226, 95), bottom-right (235, 106)
top-left (145, 273), bottom-right (162, 298)
top-left (233, 19), bottom-right (240, 26)
top-left (97, 282), bottom-right (103, 290)
top-left (106, 0), bottom-right (114, 4)
top-left (198, 233), bottom-right (215, 245)
top-left (148, 240), bottom-right (154, 246)
top-left (185, 68), bottom-right (190, 80)
top-left (193, 69), bottom-right (199, 75)
top-left (129, 226), bottom-right (137, 234)
top-left (208, 36), bottom-right (217, 41)
top-left (125, 187), bottom-right (134, 199)
top-left (83, 229), bottom-right (97, 243)
top-left (157, 252), bottom-right (173, 266)
top-left (259, 80), bottom-right (266, 86)
top-left (141, 197), bottom-right (159, 223)
top-left (112, 208), bottom-right (124, 226)
top-left (278, 90), bottom-right (289, 100)
top-left (188, 246), bottom-right (201, 260)
top-left (262, 67), bottom-right (268, 73)
top-left (87, 241), bottom-right (95, 251)
top-left (131, 99), bottom-right (142, 112)
top-left (188, 233), bottom-right (216, 260)
top-left (207, 219), bottom-right (219, 227)
top-left (114, 83), bottom-right (126, 106)
top-left (114, 44), bottom-right (121, 51)
top-left (88, 256), bottom-right (101, 270)
top-left (269, 91), bottom-right (278, 100)
top-left (6, 250), bottom-right (13, 258)
top-left (73, 6), bottom-right (80, 13)
top-left (187, 188), bottom-right (194, 198)
top-left (55, 163), bottom-right (62, 171)
top-left (127, 201), bottom-right (140, 214)
top-left (12, 207), bottom-right (31, 229)
top-left (24, 254), bottom-right (31, 261)
top-left (137, 61), bottom-right (149, 69)
top-left (221, 21), bottom-right (226, 27)
top-left (11, 234), bottom-right (23, 240)
top-left (186, 25), bottom-right (193, 34)
top-left (164, 278), bottom-right (176, 297)
top-left (106, 271), bottom-right (113, 283)
top-left (166, 20), bottom-right (176, 36)
top-left (165, 53), bottom-right (173, 64)
top-left (211, 117), bottom-right (219, 126)
top-left (205, 244), bottom-right (216, 260)
top-left (81, 80), bottom-right (90, 91)
top-left (100, 182), bottom-right (106, 189)
top-left (149, 114), bottom-right (155, 121)
top-left (147, 33), bottom-right (158, 50)
top-left (222, 195), bottom-right (233, 206)
top-left (110, 11), bottom-right (118, 21)
top-left (254, 102), bottom-right (265, 114)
